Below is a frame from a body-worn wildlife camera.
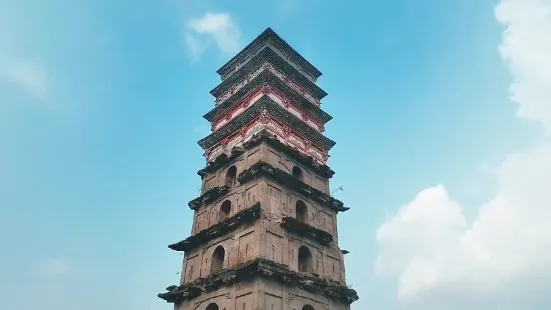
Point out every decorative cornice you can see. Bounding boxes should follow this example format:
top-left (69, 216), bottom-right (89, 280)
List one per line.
top-left (217, 28), bottom-right (322, 81)
top-left (204, 70), bottom-right (332, 124)
top-left (169, 203), bottom-right (261, 252)
top-left (238, 161), bottom-right (348, 213)
top-left (158, 258), bottom-right (358, 305)
top-left (197, 130), bottom-right (335, 179)
top-left (211, 48), bottom-right (327, 102)
top-left (279, 216), bottom-right (333, 246)
top-left (188, 186), bottom-right (230, 211)
top-left (197, 96), bottom-right (335, 151)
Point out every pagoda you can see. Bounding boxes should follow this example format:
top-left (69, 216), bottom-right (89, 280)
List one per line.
top-left (159, 28), bottom-right (358, 310)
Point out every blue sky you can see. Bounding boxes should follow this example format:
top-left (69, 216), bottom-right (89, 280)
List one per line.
top-left (1, 0), bottom-right (550, 309)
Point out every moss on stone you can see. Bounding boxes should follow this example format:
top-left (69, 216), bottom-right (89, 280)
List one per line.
top-left (188, 185), bottom-right (230, 211)
top-left (169, 203), bottom-right (262, 252)
top-left (158, 258), bottom-right (358, 305)
top-left (198, 130), bottom-right (335, 179)
top-left (279, 216), bottom-right (333, 246)
top-left (238, 161), bottom-right (348, 212)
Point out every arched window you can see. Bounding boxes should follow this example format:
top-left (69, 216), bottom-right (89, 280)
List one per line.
top-left (211, 246), bottom-right (225, 274)
top-left (296, 200), bottom-right (308, 223)
top-left (302, 305), bottom-right (315, 310)
top-left (292, 166), bottom-right (303, 180)
top-left (225, 166), bottom-right (237, 187)
top-left (298, 246), bottom-right (313, 272)
top-left (219, 200), bottom-right (231, 221)
top-left (206, 303), bottom-right (219, 310)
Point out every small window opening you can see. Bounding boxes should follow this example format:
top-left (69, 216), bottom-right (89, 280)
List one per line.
top-left (292, 166), bottom-right (303, 180)
top-left (206, 303), bottom-right (219, 310)
top-left (298, 246), bottom-right (313, 273)
top-left (219, 200), bottom-right (231, 221)
top-left (225, 165), bottom-right (237, 187)
top-left (296, 200), bottom-right (308, 223)
top-left (302, 305), bottom-right (315, 310)
top-left (211, 246), bottom-right (225, 274)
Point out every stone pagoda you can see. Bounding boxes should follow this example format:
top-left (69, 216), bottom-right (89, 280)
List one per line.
top-left (159, 28), bottom-right (358, 310)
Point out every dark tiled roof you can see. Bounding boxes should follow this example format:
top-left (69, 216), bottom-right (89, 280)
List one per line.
top-left (217, 28), bottom-right (322, 80)
top-left (210, 47), bottom-right (327, 101)
top-left (203, 69), bottom-right (332, 123)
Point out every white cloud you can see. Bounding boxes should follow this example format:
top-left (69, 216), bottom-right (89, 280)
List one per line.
top-left (35, 259), bottom-right (71, 277)
top-left (0, 58), bottom-right (48, 98)
top-left (184, 12), bottom-right (241, 60)
top-left (375, 0), bottom-right (551, 309)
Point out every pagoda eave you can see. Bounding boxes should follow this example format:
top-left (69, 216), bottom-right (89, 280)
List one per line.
top-left (210, 47), bottom-right (327, 102)
top-left (279, 216), bottom-right (334, 246)
top-left (237, 161), bottom-right (349, 213)
top-left (216, 28), bottom-right (322, 81)
top-left (203, 70), bottom-right (332, 124)
top-left (197, 96), bottom-right (336, 152)
top-left (158, 258), bottom-right (358, 305)
top-left (187, 186), bottom-right (230, 210)
top-left (169, 203), bottom-right (261, 252)
top-left (197, 130), bottom-right (335, 179)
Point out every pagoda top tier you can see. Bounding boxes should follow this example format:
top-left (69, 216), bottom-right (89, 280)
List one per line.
top-left (216, 28), bottom-right (322, 83)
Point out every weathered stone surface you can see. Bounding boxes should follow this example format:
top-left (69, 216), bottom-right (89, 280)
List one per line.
top-left (238, 161), bottom-right (348, 212)
top-left (158, 258), bottom-right (358, 305)
top-left (279, 216), bottom-right (333, 246)
top-left (169, 203), bottom-right (261, 252)
top-left (160, 28), bottom-right (359, 310)
top-left (197, 130), bottom-right (335, 179)
top-left (187, 185), bottom-right (230, 211)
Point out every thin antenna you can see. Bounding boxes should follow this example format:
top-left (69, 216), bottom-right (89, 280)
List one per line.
top-left (331, 186), bottom-right (344, 196)
top-left (308, 186), bottom-right (343, 225)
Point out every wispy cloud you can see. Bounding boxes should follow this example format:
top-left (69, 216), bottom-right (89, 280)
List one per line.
top-left (34, 259), bottom-right (71, 277)
top-left (184, 12), bottom-right (241, 61)
top-left (375, 0), bottom-right (551, 309)
top-left (0, 58), bottom-right (48, 98)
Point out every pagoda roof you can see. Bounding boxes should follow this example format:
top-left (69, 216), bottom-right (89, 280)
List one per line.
top-left (217, 28), bottom-right (322, 81)
top-left (210, 47), bottom-right (327, 101)
top-left (204, 69), bottom-right (332, 124)
top-left (197, 130), bottom-right (335, 178)
top-left (197, 95), bottom-right (336, 151)
top-left (158, 258), bottom-right (358, 305)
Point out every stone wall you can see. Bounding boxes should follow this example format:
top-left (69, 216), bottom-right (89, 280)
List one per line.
top-left (261, 278), bottom-right (350, 310)
top-left (176, 278), bottom-right (259, 310)
top-left (182, 225), bottom-right (260, 285)
top-left (180, 140), bottom-right (346, 306)
top-left (194, 142), bottom-right (335, 236)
